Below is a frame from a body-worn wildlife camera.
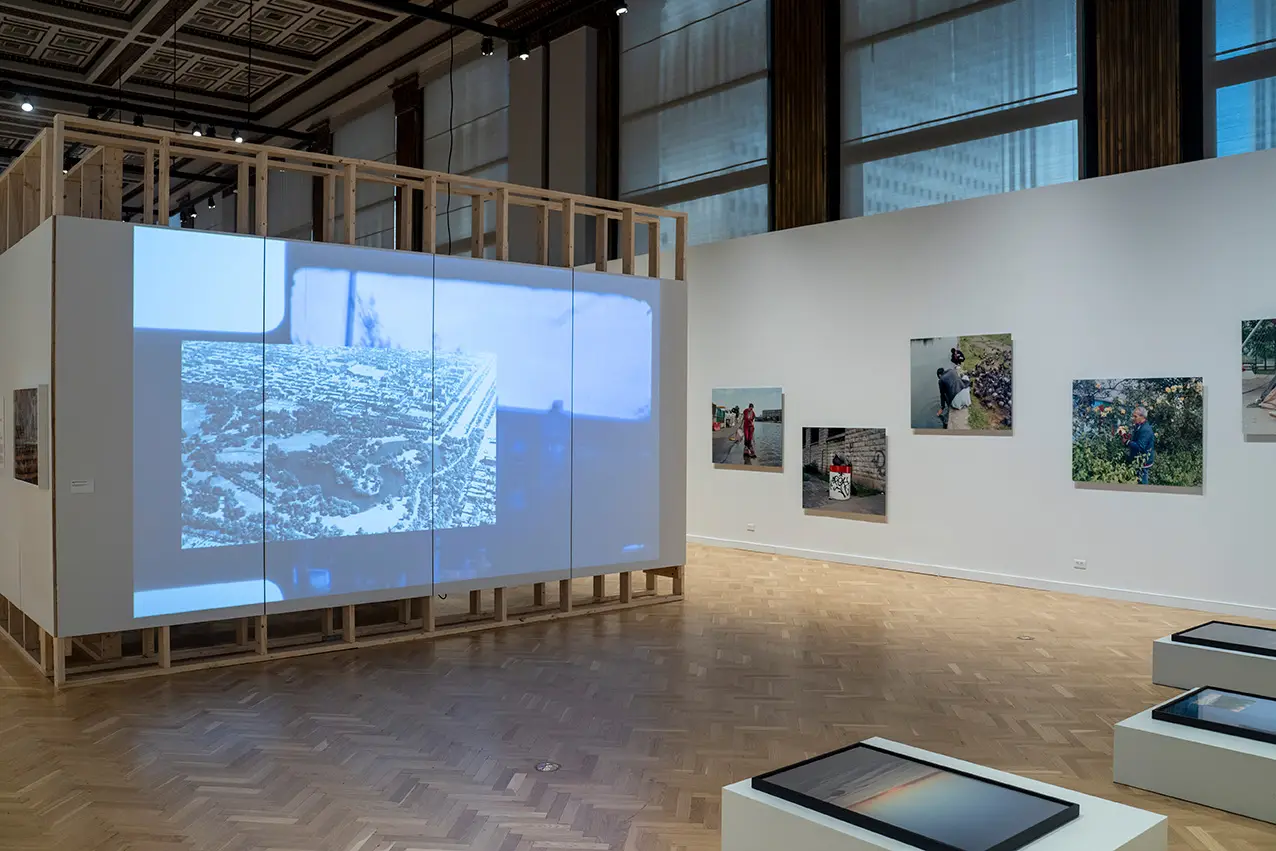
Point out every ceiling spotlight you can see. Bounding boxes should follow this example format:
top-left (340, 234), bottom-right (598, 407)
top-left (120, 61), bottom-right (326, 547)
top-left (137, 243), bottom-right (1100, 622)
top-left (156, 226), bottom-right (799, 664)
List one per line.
top-left (204, 125), bottom-right (216, 138)
top-left (20, 98), bottom-right (33, 113)
top-left (192, 127), bottom-right (202, 137)
top-left (133, 113), bottom-right (144, 127)
top-left (87, 106), bottom-right (101, 120)
top-left (207, 195), bottom-right (217, 210)
top-left (233, 129), bottom-right (244, 144)
top-left (516, 40), bottom-right (530, 61)
top-left (614, 0), bottom-right (628, 14)
top-left (481, 36), bottom-right (494, 57)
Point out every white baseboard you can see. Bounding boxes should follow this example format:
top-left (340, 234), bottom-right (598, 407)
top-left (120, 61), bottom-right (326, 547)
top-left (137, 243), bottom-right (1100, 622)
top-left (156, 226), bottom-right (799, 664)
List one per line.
top-left (687, 534), bottom-right (1276, 620)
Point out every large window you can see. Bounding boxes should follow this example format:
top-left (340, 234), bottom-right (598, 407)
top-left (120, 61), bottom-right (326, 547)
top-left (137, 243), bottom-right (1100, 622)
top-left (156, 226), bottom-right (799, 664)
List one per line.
top-left (1212, 0), bottom-right (1276, 157)
top-left (424, 50), bottom-right (510, 256)
top-left (841, 0), bottom-right (1080, 218)
top-left (620, 0), bottom-right (769, 248)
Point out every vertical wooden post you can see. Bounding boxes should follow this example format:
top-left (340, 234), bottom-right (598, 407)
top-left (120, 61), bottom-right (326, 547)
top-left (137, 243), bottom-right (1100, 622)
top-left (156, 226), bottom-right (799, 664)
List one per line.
top-left (620, 572), bottom-right (632, 604)
top-left (647, 220), bottom-right (660, 278)
top-left (621, 207), bottom-right (635, 274)
top-left (323, 173), bottom-right (336, 242)
top-left (595, 213), bottom-right (609, 270)
top-left (321, 608), bottom-right (334, 637)
top-left (53, 638), bottom-right (67, 686)
top-left (52, 116), bottom-right (66, 217)
top-left (470, 195), bottom-right (484, 257)
top-left (102, 147), bottom-right (124, 221)
top-left (423, 175), bottom-right (437, 253)
top-left (141, 627), bottom-right (156, 657)
top-left (38, 628), bottom-right (52, 675)
top-left (559, 579), bottom-right (572, 613)
top-left (646, 571), bottom-right (657, 591)
top-left (397, 184), bottom-right (415, 251)
top-left (536, 204), bottom-right (549, 264)
top-left (592, 575), bottom-right (605, 601)
top-left (561, 197), bottom-right (576, 267)
top-left (469, 589), bottom-right (482, 615)
top-left (235, 618), bottom-right (249, 646)
top-left (255, 616), bottom-right (268, 655)
top-left (24, 154), bottom-right (43, 227)
top-left (398, 599), bottom-right (411, 625)
top-left (143, 147), bottom-right (155, 224)
top-left (5, 170), bottom-right (20, 248)
top-left (236, 162), bottom-right (250, 234)
top-left (673, 565), bottom-right (685, 596)
top-left (158, 626), bottom-right (172, 669)
top-left (255, 151), bottom-right (269, 236)
top-left (675, 215), bottom-right (688, 281)
top-left (79, 151), bottom-right (101, 219)
top-left (494, 587), bottom-right (507, 622)
top-left (342, 605), bottom-right (356, 643)
top-left (420, 596), bottom-right (435, 633)
top-left (37, 135), bottom-right (50, 223)
top-left (344, 163), bottom-right (358, 245)
top-left (494, 187), bottom-right (509, 260)
top-left (64, 176), bottom-right (81, 223)
top-left (533, 582), bottom-right (546, 607)
top-left (158, 137), bottom-right (170, 225)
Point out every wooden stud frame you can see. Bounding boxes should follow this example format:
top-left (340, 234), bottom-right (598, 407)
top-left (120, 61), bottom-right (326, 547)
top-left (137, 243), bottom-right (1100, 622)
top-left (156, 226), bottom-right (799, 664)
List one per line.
top-left (0, 115), bottom-right (688, 281)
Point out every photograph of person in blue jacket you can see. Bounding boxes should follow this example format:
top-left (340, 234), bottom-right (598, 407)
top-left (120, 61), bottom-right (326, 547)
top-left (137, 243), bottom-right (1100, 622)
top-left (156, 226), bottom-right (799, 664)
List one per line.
top-left (1120, 406), bottom-right (1155, 484)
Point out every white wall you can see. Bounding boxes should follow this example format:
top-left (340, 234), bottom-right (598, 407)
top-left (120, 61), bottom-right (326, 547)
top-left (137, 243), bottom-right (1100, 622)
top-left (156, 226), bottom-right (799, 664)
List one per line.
top-left (686, 149), bottom-right (1276, 618)
top-left (0, 218), bottom-right (55, 632)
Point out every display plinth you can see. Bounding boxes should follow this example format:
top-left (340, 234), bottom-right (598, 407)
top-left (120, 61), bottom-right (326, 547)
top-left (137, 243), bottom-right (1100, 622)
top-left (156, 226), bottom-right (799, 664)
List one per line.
top-left (725, 738), bottom-right (1166, 851)
top-left (1115, 699), bottom-right (1276, 823)
top-left (1153, 635), bottom-right (1276, 697)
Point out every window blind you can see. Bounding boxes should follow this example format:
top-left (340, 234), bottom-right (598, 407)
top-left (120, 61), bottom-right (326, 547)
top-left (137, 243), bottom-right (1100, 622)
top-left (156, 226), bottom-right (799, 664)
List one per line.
top-left (620, 0), bottom-right (769, 248)
top-left (841, 0), bottom-right (1079, 218)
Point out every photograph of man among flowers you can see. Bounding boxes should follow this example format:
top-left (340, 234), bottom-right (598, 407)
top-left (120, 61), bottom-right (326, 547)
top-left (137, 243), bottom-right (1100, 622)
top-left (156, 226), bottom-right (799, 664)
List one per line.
top-left (1071, 378), bottom-right (1204, 489)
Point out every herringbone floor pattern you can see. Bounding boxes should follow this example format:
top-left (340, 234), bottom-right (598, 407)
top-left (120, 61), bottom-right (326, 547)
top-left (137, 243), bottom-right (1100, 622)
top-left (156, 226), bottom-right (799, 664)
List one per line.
top-left (2, 547), bottom-right (1274, 850)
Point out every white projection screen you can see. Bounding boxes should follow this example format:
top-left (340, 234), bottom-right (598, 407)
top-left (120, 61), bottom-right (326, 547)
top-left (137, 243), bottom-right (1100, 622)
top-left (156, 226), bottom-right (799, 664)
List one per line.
top-left (52, 219), bottom-right (686, 634)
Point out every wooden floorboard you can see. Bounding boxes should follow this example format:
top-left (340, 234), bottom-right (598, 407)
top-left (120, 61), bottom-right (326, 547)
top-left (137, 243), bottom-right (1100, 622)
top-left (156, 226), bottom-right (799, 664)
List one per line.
top-left (1, 548), bottom-right (1273, 850)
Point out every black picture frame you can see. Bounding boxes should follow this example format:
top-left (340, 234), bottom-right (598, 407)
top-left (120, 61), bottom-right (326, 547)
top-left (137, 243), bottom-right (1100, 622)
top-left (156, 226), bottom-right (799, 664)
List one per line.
top-left (1152, 685), bottom-right (1276, 747)
top-left (751, 742), bottom-right (1080, 851)
top-left (1170, 620), bottom-right (1276, 660)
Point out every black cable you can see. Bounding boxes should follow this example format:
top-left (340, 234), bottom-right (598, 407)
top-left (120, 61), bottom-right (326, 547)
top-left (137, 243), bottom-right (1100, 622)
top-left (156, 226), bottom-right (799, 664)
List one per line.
top-left (445, 2), bottom-right (456, 253)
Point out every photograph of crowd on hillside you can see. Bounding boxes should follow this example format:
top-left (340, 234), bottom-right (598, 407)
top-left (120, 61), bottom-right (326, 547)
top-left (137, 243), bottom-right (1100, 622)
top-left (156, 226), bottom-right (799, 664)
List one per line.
top-left (1072, 378), bottom-right (1204, 489)
top-left (802, 428), bottom-right (886, 521)
top-left (910, 334), bottom-right (1012, 432)
top-left (712, 387), bottom-right (783, 470)
top-left (1243, 319), bottom-right (1276, 436)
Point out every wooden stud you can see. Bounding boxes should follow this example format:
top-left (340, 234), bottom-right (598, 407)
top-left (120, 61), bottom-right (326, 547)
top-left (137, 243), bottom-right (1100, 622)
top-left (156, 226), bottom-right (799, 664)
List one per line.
top-left (420, 596), bottom-right (435, 633)
top-left (102, 147), bottom-right (123, 221)
top-left (620, 571), bottom-right (632, 604)
top-left (142, 147), bottom-right (154, 224)
top-left (321, 607), bottom-right (334, 637)
top-left (494, 587), bottom-right (507, 622)
top-left (398, 599), bottom-right (411, 625)
top-left (533, 582), bottom-right (546, 607)
top-left (256, 151), bottom-right (270, 236)
top-left (559, 579), bottom-right (572, 613)
top-left (157, 137), bottom-right (170, 225)
top-left (64, 176), bottom-right (81, 222)
top-left (595, 213), bottom-right (608, 271)
top-left (235, 618), bottom-right (249, 646)
top-left (423, 175), bottom-right (437, 253)
top-left (6, 169), bottom-right (20, 248)
top-left (24, 154), bottom-right (42, 228)
top-left (323, 173), bottom-right (336, 242)
top-left (536, 204), bottom-right (549, 265)
top-left (469, 589), bottom-right (482, 616)
top-left (398, 184), bottom-right (415, 251)
top-left (37, 135), bottom-right (50, 222)
top-left (471, 195), bottom-right (484, 257)
top-left (52, 116), bottom-right (66, 216)
top-left (236, 162), bottom-right (250, 234)
top-left (342, 605), bottom-right (356, 643)
top-left (675, 215), bottom-right (688, 281)
top-left (621, 207), bottom-right (635, 274)
top-left (646, 571), bottom-right (657, 591)
top-left (561, 197), bottom-right (576, 267)
top-left (593, 575), bottom-right (605, 602)
top-left (141, 627), bottom-right (156, 658)
top-left (344, 162), bottom-right (358, 245)
top-left (494, 187), bottom-right (509, 261)
top-left (673, 565), bottom-right (685, 596)
top-left (255, 616), bottom-right (268, 655)
top-left (158, 625), bottom-right (172, 669)
top-left (99, 632), bottom-right (123, 661)
top-left (38, 629), bottom-right (52, 675)
top-left (647, 221), bottom-right (660, 278)
top-left (53, 638), bottom-right (67, 687)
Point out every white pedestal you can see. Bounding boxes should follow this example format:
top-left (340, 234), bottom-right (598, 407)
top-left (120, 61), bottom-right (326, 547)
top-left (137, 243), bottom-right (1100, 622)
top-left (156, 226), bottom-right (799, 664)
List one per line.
top-left (1115, 699), bottom-right (1276, 823)
top-left (1153, 636), bottom-right (1276, 697)
top-left (724, 738), bottom-right (1166, 851)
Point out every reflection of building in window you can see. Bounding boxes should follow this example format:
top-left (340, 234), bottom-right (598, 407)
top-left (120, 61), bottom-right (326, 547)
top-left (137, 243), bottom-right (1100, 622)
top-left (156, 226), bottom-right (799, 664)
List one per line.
top-left (1214, 0), bottom-right (1276, 157)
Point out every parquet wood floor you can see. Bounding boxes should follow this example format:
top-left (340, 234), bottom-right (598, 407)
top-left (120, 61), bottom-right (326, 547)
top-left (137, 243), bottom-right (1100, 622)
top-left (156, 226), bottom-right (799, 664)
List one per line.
top-left (3, 546), bottom-right (1274, 851)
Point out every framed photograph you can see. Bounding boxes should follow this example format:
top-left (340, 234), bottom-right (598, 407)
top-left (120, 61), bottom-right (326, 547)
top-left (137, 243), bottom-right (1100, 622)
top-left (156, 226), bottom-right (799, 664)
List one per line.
top-left (751, 742), bottom-right (1079, 851)
top-left (801, 428), bottom-right (886, 522)
top-left (1171, 620), bottom-right (1276, 659)
top-left (1072, 377), bottom-right (1204, 490)
top-left (910, 334), bottom-right (1012, 433)
top-left (1153, 686), bottom-right (1276, 747)
top-left (13, 387), bottom-right (41, 487)
top-left (711, 387), bottom-right (783, 471)
top-left (1242, 319), bottom-right (1276, 436)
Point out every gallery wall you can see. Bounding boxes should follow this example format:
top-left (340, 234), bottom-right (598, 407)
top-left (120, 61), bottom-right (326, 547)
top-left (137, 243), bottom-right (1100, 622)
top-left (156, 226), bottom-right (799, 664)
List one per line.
top-left (685, 147), bottom-right (1276, 617)
top-left (0, 218), bottom-right (55, 633)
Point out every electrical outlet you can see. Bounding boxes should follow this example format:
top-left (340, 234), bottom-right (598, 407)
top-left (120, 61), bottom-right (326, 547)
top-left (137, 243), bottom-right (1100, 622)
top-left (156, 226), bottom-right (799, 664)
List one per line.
top-left (1073, 559), bottom-right (1087, 570)
top-left (746, 523), bottom-right (756, 533)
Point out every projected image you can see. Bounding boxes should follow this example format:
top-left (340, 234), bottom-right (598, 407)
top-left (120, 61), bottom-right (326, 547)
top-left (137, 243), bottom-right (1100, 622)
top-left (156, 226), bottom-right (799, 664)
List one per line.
top-left (754, 744), bottom-right (1076, 851)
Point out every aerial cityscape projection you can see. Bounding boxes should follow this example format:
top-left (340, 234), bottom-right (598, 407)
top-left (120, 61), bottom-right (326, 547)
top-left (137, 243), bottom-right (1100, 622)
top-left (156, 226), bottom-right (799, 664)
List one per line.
top-left (180, 340), bottom-right (496, 548)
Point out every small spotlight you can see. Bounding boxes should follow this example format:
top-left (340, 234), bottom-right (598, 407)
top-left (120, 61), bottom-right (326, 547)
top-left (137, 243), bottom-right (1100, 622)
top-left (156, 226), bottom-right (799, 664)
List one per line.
top-left (20, 98), bottom-right (33, 113)
top-left (205, 125), bottom-right (216, 139)
top-left (614, 0), bottom-right (628, 14)
top-left (133, 113), bottom-right (144, 127)
top-left (481, 36), bottom-right (494, 56)
top-left (87, 106), bottom-right (101, 120)
top-left (233, 129), bottom-right (244, 144)
top-left (207, 195), bottom-right (217, 210)
top-left (516, 40), bottom-right (530, 61)
top-left (192, 127), bottom-right (202, 137)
